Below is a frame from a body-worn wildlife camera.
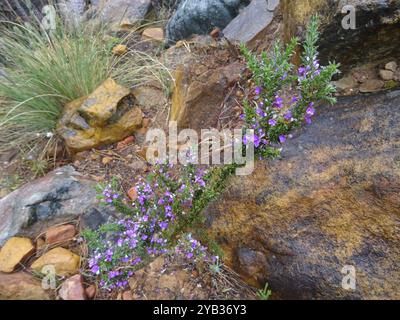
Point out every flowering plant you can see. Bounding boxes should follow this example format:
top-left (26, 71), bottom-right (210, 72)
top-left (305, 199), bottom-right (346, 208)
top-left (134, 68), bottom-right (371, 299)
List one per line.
top-left (240, 15), bottom-right (339, 158)
top-left (83, 161), bottom-right (208, 290)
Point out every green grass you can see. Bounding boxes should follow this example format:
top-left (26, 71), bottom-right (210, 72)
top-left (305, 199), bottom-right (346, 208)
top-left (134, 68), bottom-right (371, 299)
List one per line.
top-left (0, 10), bottom-right (171, 156)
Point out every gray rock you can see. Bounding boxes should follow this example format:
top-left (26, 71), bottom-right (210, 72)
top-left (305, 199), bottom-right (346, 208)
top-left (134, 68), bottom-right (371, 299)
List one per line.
top-left (0, 166), bottom-right (99, 245)
top-left (223, 0), bottom-right (279, 45)
top-left (99, 0), bottom-right (152, 27)
top-left (166, 0), bottom-right (250, 45)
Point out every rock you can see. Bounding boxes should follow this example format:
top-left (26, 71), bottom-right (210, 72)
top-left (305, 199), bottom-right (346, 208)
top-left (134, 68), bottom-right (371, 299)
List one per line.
top-left (166, 0), bottom-right (250, 45)
top-left (385, 61), bottom-right (398, 72)
top-left (117, 136), bottom-right (135, 150)
top-left (142, 27), bottom-right (164, 42)
top-left (122, 290), bottom-right (133, 300)
top-left (85, 284), bottom-right (97, 299)
top-left (112, 44), bottom-right (128, 56)
top-left (282, 0), bottom-right (400, 73)
top-left (170, 46), bottom-right (244, 131)
top-left (99, 0), bottom-right (152, 29)
top-left (0, 272), bottom-right (50, 300)
top-left (0, 166), bottom-right (98, 245)
top-left (45, 224), bottom-right (76, 245)
top-left (80, 207), bottom-right (112, 231)
top-left (204, 90), bottom-right (400, 299)
top-left (359, 79), bottom-right (384, 93)
top-left (0, 237), bottom-right (35, 273)
top-left (132, 84), bottom-right (167, 110)
top-left (379, 69), bottom-right (394, 81)
top-left (127, 187), bottom-right (138, 201)
top-left (57, 78), bottom-right (143, 153)
top-left (223, 0), bottom-right (280, 46)
top-left (31, 247), bottom-right (80, 276)
top-left (59, 274), bottom-right (86, 300)
top-left (333, 75), bottom-right (358, 95)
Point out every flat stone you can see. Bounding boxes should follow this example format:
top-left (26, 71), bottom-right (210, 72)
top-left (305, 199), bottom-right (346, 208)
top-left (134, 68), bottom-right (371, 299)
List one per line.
top-left (59, 274), bottom-right (86, 300)
top-left (359, 79), bottom-right (384, 93)
top-left (0, 237), bottom-right (35, 273)
top-left (142, 28), bottom-right (164, 42)
top-left (100, 0), bottom-right (152, 28)
top-left (223, 0), bottom-right (279, 45)
top-left (0, 272), bottom-right (50, 300)
top-left (31, 247), bottom-right (80, 276)
top-left (45, 224), bottom-right (76, 245)
top-left (0, 166), bottom-right (98, 246)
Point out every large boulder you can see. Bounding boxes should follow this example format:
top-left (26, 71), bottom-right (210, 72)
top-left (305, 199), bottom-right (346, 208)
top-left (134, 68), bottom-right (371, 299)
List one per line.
top-left (57, 78), bottom-right (143, 153)
top-left (204, 90), bottom-right (400, 299)
top-left (0, 166), bottom-right (99, 245)
top-left (166, 0), bottom-right (250, 45)
top-left (282, 0), bottom-right (400, 73)
top-left (0, 272), bottom-right (50, 300)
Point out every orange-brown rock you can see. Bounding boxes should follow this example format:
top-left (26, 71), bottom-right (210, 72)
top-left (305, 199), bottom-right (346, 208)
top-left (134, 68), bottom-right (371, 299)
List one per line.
top-left (57, 78), bottom-right (143, 153)
top-left (45, 224), bottom-right (76, 245)
top-left (112, 44), bottom-right (128, 56)
top-left (31, 247), bottom-right (80, 276)
top-left (142, 27), bottom-right (164, 42)
top-left (0, 237), bottom-right (35, 273)
top-left (0, 272), bottom-right (50, 300)
top-left (204, 90), bottom-right (400, 299)
top-left (169, 46), bottom-right (244, 131)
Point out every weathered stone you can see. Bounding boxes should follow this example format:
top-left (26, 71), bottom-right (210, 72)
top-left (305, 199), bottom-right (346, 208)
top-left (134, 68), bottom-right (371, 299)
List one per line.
top-left (0, 237), bottom-right (35, 273)
top-left (59, 274), bottom-right (86, 300)
top-left (57, 78), bottom-right (143, 153)
top-left (359, 79), bottom-right (384, 93)
top-left (112, 44), bottom-right (128, 56)
top-left (85, 284), bottom-right (97, 299)
top-left (0, 166), bottom-right (98, 245)
top-left (385, 61), bottom-right (398, 72)
top-left (379, 69), bottom-right (394, 81)
top-left (223, 0), bottom-right (280, 45)
top-left (45, 224), bottom-right (76, 245)
top-left (0, 272), bottom-right (50, 300)
top-left (99, 0), bottom-right (152, 28)
top-left (333, 75), bottom-right (358, 95)
top-left (31, 247), bottom-right (80, 276)
top-left (132, 84), bottom-right (167, 110)
top-left (282, 0), bottom-right (400, 73)
top-left (166, 0), bottom-right (250, 45)
top-left (204, 90), bottom-right (400, 299)
top-left (170, 60), bottom-right (244, 131)
top-left (142, 27), bottom-right (164, 42)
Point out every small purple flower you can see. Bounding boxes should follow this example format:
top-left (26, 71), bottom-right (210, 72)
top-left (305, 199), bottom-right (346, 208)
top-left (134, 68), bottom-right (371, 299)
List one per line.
top-left (306, 103), bottom-right (315, 116)
top-left (268, 119), bottom-right (277, 127)
top-left (298, 66), bottom-right (307, 77)
top-left (279, 135), bottom-right (286, 144)
top-left (254, 86), bottom-right (262, 96)
top-left (273, 96), bottom-right (283, 109)
top-left (284, 110), bottom-right (293, 121)
top-left (305, 115), bottom-right (312, 124)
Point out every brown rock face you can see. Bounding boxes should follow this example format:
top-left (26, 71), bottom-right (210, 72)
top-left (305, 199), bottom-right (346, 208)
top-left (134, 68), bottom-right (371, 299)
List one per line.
top-left (282, 0), bottom-right (400, 73)
top-left (59, 274), bottom-right (86, 300)
top-left (45, 224), bottom-right (76, 245)
top-left (0, 272), bottom-right (50, 300)
top-left (31, 247), bottom-right (80, 276)
top-left (57, 78), bottom-right (143, 153)
top-left (0, 237), bottom-right (35, 272)
top-left (168, 40), bottom-right (244, 131)
top-left (205, 90), bottom-right (400, 299)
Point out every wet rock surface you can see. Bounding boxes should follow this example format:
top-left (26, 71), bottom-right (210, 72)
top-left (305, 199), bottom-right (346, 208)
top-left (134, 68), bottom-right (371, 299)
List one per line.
top-left (205, 90), bottom-right (400, 299)
top-left (0, 166), bottom-right (99, 245)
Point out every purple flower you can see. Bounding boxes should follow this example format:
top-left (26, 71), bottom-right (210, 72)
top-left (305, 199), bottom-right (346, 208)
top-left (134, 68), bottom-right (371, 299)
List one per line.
top-left (273, 96), bottom-right (283, 109)
top-left (306, 103), bottom-right (315, 116)
top-left (305, 115), bottom-right (312, 124)
top-left (159, 221), bottom-right (169, 230)
top-left (298, 66), bottom-right (307, 77)
top-left (291, 96), bottom-right (299, 104)
top-left (254, 86), bottom-right (262, 95)
top-left (284, 110), bottom-right (293, 121)
top-left (268, 119), bottom-right (277, 127)
top-left (279, 135), bottom-right (286, 143)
